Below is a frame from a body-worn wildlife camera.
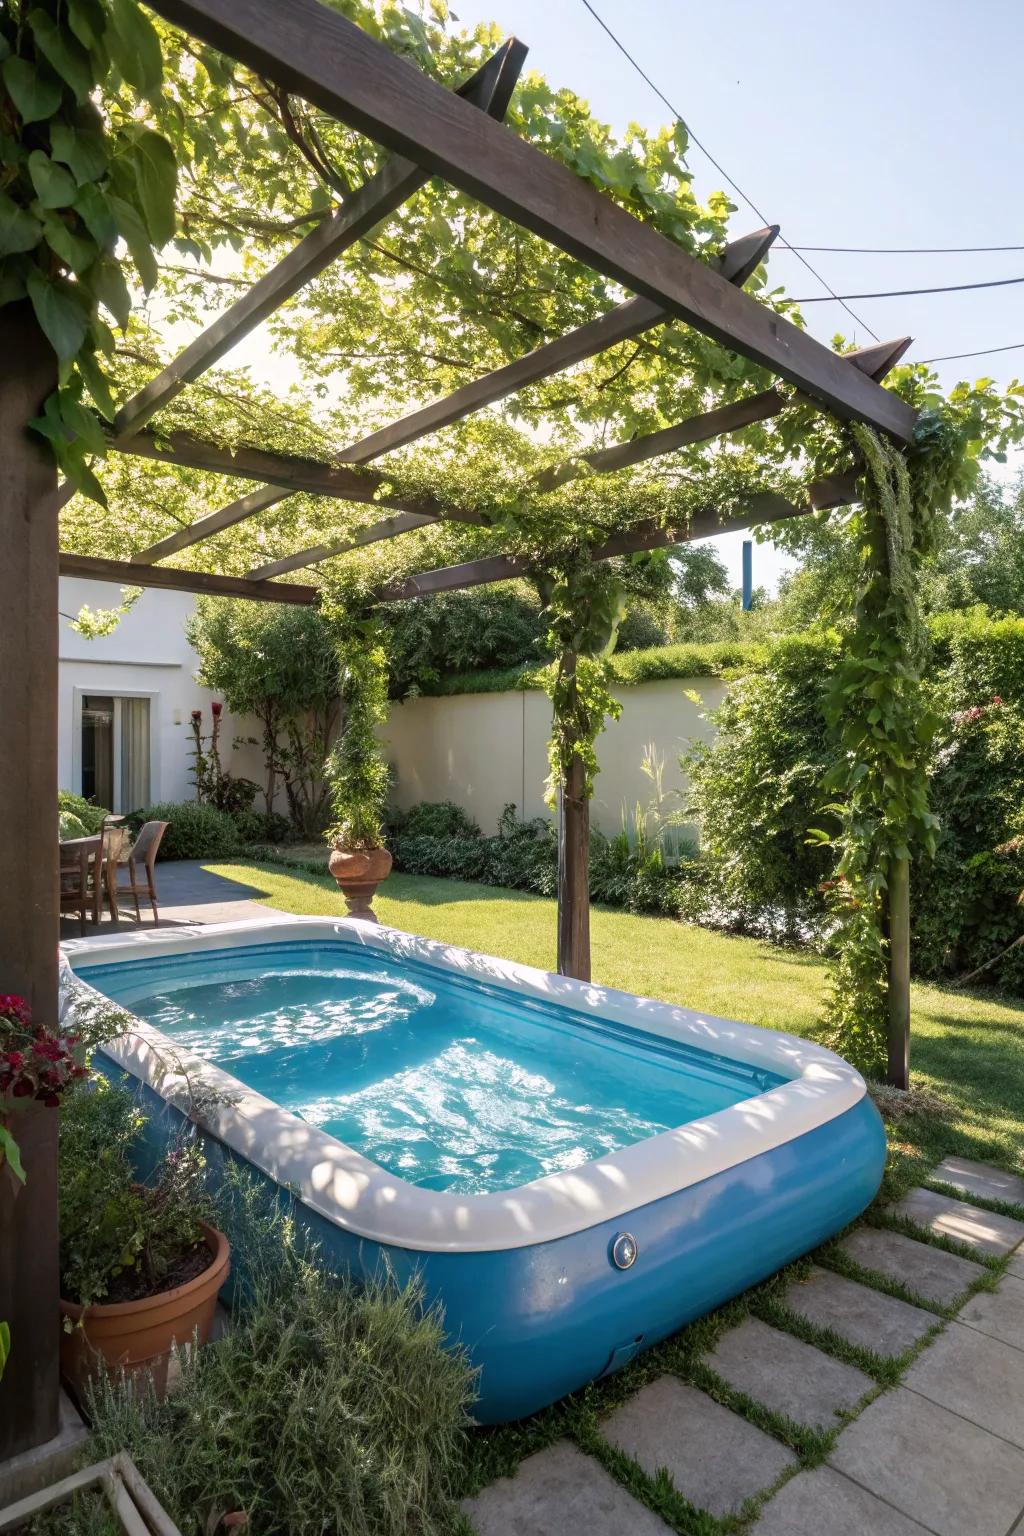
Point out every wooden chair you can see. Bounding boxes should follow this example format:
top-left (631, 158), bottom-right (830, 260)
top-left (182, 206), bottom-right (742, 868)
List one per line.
top-left (59, 834), bottom-right (102, 935)
top-left (114, 820), bottom-right (169, 924)
top-left (99, 818), bottom-right (128, 922)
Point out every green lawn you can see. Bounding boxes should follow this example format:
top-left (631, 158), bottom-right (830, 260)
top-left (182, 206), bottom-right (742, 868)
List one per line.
top-left (208, 861), bottom-right (1024, 1195)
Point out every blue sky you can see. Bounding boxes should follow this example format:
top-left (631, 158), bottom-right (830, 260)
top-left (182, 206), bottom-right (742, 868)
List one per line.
top-left (443, 0), bottom-right (1024, 590)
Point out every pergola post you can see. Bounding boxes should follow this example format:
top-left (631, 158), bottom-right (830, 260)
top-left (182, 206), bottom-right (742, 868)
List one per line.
top-left (887, 856), bottom-right (911, 1089)
top-left (0, 303), bottom-right (60, 1457)
top-left (556, 653), bottom-right (591, 982)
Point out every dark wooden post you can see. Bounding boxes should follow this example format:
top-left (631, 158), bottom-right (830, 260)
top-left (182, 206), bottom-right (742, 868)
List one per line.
top-left (886, 856), bottom-right (911, 1090)
top-left (0, 302), bottom-right (60, 1459)
top-left (556, 653), bottom-right (591, 982)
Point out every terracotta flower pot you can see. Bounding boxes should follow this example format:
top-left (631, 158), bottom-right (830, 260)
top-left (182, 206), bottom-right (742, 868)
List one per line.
top-left (328, 845), bottom-right (393, 921)
top-left (59, 1219), bottom-right (230, 1402)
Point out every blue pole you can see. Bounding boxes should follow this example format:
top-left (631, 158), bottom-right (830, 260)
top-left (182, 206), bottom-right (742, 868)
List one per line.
top-left (741, 539), bottom-right (753, 611)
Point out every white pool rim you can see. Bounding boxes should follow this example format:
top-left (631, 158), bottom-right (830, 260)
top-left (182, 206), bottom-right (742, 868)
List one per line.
top-left (62, 915), bottom-right (867, 1254)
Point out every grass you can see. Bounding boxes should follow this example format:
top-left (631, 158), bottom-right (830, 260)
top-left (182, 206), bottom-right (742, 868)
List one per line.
top-left (208, 860), bottom-right (1024, 1200)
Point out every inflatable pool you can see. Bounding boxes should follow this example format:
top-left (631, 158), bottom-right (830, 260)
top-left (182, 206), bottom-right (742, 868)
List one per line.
top-left (63, 916), bottom-right (885, 1422)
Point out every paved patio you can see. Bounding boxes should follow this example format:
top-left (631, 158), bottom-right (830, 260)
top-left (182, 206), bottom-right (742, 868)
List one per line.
top-left (59, 858), bottom-right (276, 938)
top-left (463, 1156), bottom-right (1024, 1536)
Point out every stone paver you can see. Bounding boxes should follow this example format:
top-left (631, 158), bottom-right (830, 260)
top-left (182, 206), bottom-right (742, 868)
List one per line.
top-left (1009, 1248), bottom-right (1024, 1279)
top-left (838, 1225), bottom-right (985, 1308)
top-left (890, 1186), bottom-right (1024, 1256)
top-left (752, 1464), bottom-right (931, 1535)
top-left (601, 1376), bottom-right (795, 1518)
top-left (905, 1320), bottom-right (1024, 1449)
top-left (461, 1442), bottom-right (671, 1536)
top-left (933, 1155), bottom-right (1024, 1208)
top-left (706, 1317), bottom-right (871, 1431)
top-left (958, 1273), bottom-right (1024, 1348)
top-left (783, 1266), bottom-right (935, 1357)
top-left (830, 1386), bottom-right (1024, 1536)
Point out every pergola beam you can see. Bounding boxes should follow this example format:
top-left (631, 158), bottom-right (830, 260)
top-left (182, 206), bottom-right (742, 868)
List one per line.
top-left (113, 39), bottom-right (527, 441)
top-left (336, 224), bottom-right (779, 466)
top-left (61, 552), bottom-right (318, 604)
top-left (146, 0), bottom-right (917, 442)
top-left (246, 510), bottom-right (438, 581)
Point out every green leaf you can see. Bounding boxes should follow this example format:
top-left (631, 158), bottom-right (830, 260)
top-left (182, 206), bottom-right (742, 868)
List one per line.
top-left (74, 183), bottom-right (118, 249)
top-left (59, 388), bottom-right (106, 453)
top-left (27, 9), bottom-right (94, 102)
top-left (0, 256), bottom-right (30, 305)
top-left (85, 255), bottom-right (132, 327)
top-left (77, 348), bottom-right (117, 420)
top-left (28, 150), bottom-right (78, 209)
top-left (26, 270), bottom-right (89, 360)
top-left (127, 130), bottom-right (177, 246)
top-left (67, 0), bottom-right (108, 51)
top-left (2, 55), bottom-right (62, 123)
top-left (0, 192), bottom-right (42, 256)
top-left (0, 1319), bottom-right (10, 1381)
top-left (106, 193), bottom-right (157, 290)
top-left (41, 210), bottom-right (96, 274)
top-left (50, 122), bottom-right (108, 185)
top-left (107, 0), bottom-right (164, 98)
top-left (0, 1125), bottom-right (25, 1185)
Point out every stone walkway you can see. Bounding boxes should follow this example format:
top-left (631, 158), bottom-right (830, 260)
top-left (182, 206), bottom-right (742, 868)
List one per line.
top-left (463, 1156), bottom-right (1024, 1536)
top-left (59, 857), bottom-right (277, 938)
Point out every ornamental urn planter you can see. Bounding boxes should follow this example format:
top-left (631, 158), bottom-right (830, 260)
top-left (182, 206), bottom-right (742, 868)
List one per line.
top-left (328, 846), bottom-right (393, 921)
top-left (59, 1219), bottom-right (230, 1402)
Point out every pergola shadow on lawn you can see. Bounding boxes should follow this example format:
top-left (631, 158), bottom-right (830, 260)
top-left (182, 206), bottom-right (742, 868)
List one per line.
top-left (0, 0), bottom-right (920, 1466)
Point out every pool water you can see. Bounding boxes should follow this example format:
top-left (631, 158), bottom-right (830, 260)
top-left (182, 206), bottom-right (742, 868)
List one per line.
top-left (77, 940), bottom-right (786, 1195)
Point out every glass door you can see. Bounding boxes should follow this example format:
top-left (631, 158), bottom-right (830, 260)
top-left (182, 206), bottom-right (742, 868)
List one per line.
top-left (80, 694), bottom-right (151, 811)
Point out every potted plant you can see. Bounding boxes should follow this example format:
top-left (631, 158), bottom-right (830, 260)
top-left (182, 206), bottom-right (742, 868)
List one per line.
top-left (57, 1077), bottom-right (229, 1401)
top-left (326, 627), bottom-right (392, 920)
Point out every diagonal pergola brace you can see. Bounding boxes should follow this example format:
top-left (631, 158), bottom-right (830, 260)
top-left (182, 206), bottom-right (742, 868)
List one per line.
top-left (335, 224), bottom-right (780, 466)
top-left (113, 39), bottom-right (528, 442)
top-left (146, 0), bottom-right (917, 441)
top-left (245, 510), bottom-right (439, 581)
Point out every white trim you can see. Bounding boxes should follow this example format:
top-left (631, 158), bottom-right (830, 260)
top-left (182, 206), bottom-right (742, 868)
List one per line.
top-left (63, 916), bottom-right (867, 1254)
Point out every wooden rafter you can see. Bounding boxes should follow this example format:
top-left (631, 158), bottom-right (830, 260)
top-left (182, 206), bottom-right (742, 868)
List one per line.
top-left (136, 226), bottom-right (775, 569)
top-left (246, 510), bottom-right (437, 581)
top-left (334, 225), bottom-right (779, 465)
top-left (146, 0), bottom-right (917, 440)
top-left (61, 552), bottom-right (318, 604)
top-left (113, 39), bottom-right (528, 442)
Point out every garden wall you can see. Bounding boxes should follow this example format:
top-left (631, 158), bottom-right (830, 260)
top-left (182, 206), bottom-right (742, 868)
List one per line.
top-left (380, 676), bottom-right (727, 837)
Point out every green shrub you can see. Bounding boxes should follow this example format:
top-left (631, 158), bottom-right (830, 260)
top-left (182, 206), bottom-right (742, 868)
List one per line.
top-left (126, 801), bottom-right (241, 861)
top-left (59, 1079), bottom-right (213, 1309)
top-left (420, 639), bottom-right (758, 699)
top-left (82, 1166), bottom-right (472, 1536)
top-left (394, 800), bottom-right (482, 839)
top-left (232, 806), bottom-right (292, 845)
top-left (58, 790), bottom-right (109, 835)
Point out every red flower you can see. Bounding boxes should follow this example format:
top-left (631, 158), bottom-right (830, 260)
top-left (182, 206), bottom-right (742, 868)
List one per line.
top-left (211, 700), bottom-right (223, 716)
top-left (191, 709), bottom-right (202, 722)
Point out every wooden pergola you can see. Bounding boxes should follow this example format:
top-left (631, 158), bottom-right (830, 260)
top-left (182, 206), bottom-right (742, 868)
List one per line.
top-left (0, 0), bottom-right (918, 1466)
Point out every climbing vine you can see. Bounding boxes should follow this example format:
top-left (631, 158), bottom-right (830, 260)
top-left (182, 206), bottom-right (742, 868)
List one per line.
top-left (0, 0), bottom-right (177, 499)
top-left (815, 408), bottom-right (968, 1074)
top-left (319, 585), bottom-right (391, 851)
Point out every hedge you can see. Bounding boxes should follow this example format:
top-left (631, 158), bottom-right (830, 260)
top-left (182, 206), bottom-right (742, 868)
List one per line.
top-left (416, 640), bottom-right (760, 698)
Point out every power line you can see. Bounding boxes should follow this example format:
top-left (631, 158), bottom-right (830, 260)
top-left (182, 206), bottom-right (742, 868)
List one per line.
top-left (795, 273), bottom-right (1024, 303)
top-left (917, 340), bottom-right (1024, 364)
top-left (575, 0), bottom-right (880, 342)
top-left (795, 243), bottom-right (1024, 255)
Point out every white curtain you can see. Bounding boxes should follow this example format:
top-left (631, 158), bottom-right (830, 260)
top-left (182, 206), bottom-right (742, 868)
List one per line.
top-left (119, 697), bottom-right (151, 811)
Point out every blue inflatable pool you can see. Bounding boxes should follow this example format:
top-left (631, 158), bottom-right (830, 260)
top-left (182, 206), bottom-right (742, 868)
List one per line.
top-left (64, 917), bottom-right (886, 1422)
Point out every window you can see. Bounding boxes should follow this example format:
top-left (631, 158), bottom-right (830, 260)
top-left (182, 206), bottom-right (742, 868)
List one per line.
top-left (81, 694), bottom-right (151, 811)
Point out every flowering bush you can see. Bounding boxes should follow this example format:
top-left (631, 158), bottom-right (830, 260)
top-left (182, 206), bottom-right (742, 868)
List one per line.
top-left (0, 993), bottom-right (89, 1109)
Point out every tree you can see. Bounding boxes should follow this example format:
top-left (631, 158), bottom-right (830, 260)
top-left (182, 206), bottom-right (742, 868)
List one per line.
top-left (187, 600), bottom-right (340, 836)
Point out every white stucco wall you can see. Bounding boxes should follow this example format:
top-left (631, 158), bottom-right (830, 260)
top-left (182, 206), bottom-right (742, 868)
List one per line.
top-left (381, 676), bottom-right (726, 838)
top-left (58, 579), bottom-right (267, 809)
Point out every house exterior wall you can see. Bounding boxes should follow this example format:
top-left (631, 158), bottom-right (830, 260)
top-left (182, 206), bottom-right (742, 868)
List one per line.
top-left (57, 578), bottom-right (267, 809)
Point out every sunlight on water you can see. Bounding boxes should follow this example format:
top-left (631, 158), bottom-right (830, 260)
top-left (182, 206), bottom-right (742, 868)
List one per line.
top-left (79, 941), bottom-right (783, 1195)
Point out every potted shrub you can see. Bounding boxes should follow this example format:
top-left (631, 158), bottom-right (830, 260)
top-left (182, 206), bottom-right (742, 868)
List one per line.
top-left (326, 627), bottom-right (392, 920)
top-left (57, 1078), bottom-right (229, 1401)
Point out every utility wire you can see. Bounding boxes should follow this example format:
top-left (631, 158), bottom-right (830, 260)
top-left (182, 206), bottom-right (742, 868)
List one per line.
top-left (575, 0), bottom-right (880, 342)
top-left (795, 243), bottom-right (1024, 255)
top-left (794, 273), bottom-right (1024, 302)
top-left (917, 340), bottom-right (1024, 364)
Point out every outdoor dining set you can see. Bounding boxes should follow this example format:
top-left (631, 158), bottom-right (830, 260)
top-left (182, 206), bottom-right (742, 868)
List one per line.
top-left (58, 819), bottom-right (169, 933)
